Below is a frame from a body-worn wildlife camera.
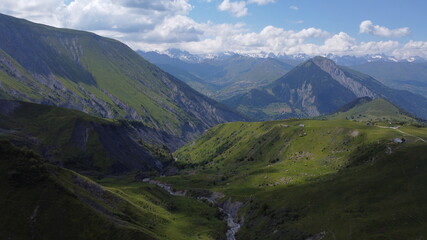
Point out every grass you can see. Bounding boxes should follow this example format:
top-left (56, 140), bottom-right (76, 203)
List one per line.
top-left (237, 143), bottom-right (427, 240)
top-left (167, 119), bottom-right (401, 195)
top-left (157, 118), bottom-right (427, 239)
top-left (0, 13), bottom-right (241, 140)
top-left (328, 98), bottom-right (417, 123)
top-left (0, 141), bottom-right (226, 240)
top-left (0, 100), bottom-right (173, 175)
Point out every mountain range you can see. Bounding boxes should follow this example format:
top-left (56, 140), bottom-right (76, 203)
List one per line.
top-left (224, 56), bottom-right (427, 120)
top-left (351, 61), bottom-right (427, 98)
top-left (141, 49), bottom-right (427, 103)
top-left (139, 50), bottom-right (293, 100)
top-left (1, 13), bottom-right (427, 240)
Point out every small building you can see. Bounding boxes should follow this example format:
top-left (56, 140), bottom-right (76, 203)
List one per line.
top-left (298, 124), bottom-right (305, 127)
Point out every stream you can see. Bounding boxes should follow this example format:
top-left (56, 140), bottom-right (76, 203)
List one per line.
top-left (142, 178), bottom-right (242, 240)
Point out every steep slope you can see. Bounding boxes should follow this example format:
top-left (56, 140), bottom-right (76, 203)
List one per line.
top-left (0, 100), bottom-right (181, 175)
top-left (224, 56), bottom-right (427, 120)
top-left (161, 117), bottom-right (427, 239)
top-left (351, 61), bottom-right (427, 98)
top-left (139, 51), bottom-right (293, 100)
top-left (0, 141), bottom-right (226, 240)
top-left (327, 97), bottom-right (417, 123)
top-left (0, 13), bottom-right (243, 142)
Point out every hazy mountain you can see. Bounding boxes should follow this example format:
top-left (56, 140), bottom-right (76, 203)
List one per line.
top-left (224, 56), bottom-right (427, 120)
top-left (351, 61), bottom-right (427, 98)
top-left (138, 50), bottom-right (293, 100)
top-left (0, 13), bottom-right (243, 143)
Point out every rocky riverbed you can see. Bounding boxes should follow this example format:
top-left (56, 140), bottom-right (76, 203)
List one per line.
top-left (142, 178), bottom-right (242, 240)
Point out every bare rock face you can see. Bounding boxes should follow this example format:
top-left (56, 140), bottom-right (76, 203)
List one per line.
top-left (295, 81), bottom-right (320, 117)
top-left (312, 57), bottom-right (378, 99)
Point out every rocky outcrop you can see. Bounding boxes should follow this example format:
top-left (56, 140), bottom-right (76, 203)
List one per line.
top-left (312, 57), bottom-right (377, 98)
top-left (294, 81), bottom-right (320, 117)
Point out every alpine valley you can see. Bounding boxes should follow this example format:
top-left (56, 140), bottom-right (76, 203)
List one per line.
top-left (1, 13), bottom-right (427, 240)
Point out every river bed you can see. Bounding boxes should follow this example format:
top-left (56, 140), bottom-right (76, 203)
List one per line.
top-left (142, 178), bottom-right (242, 240)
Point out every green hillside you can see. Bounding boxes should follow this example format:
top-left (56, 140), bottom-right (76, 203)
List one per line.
top-left (327, 97), bottom-right (417, 123)
top-left (0, 13), bottom-right (242, 142)
top-left (0, 141), bottom-right (226, 240)
top-left (159, 116), bottom-right (427, 239)
top-left (0, 100), bottom-right (181, 175)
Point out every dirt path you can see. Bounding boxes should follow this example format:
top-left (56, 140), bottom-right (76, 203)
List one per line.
top-left (376, 126), bottom-right (427, 143)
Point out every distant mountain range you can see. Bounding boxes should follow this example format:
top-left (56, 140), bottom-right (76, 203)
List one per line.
top-left (0, 13), bottom-right (243, 144)
top-left (140, 49), bottom-right (427, 103)
top-left (140, 48), bottom-right (426, 66)
top-left (138, 50), bottom-right (293, 100)
top-left (351, 61), bottom-right (427, 98)
top-left (224, 56), bottom-right (427, 120)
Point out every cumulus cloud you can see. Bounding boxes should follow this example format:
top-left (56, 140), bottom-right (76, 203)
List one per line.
top-left (218, 0), bottom-right (248, 17)
top-left (289, 5), bottom-right (299, 10)
top-left (247, 0), bottom-right (276, 5)
top-left (359, 20), bottom-right (410, 38)
top-left (0, 0), bottom-right (66, 26)
top-left (0, 0), bottom-right (426, 59)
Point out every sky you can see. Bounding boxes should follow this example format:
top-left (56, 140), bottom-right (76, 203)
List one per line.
top-left (1, 0), bottom-right (427, 58)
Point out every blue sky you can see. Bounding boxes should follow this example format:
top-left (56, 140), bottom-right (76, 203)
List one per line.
top-left (1, 0), bottom-right (426, 58)
top-left (190, 0), bottom-right (426, 42)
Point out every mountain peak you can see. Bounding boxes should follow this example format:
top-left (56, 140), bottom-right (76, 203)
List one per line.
top-left (307, 57), bottom-right (378, 99)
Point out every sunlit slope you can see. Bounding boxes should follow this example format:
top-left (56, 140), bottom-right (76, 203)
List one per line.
top-left (162, 117), bottom-right (427, 239)
top-left (0, 141), bottom-right (226, 240)
top-left (0, 13), bottom-right (243, 142)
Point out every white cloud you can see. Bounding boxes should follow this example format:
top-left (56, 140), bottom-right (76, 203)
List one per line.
top-left (0, 0), bottom-right (66, 26)
top-left (247, 0), bottom-right (276, 5)
top-left (289, 5), bottom-right (299, 10)
top-left (0, 1), bottom-right (426, 59)
top-left (218, 0), bottom-right (248, 17)
top-left (359, 20), bottom-right (410, 38)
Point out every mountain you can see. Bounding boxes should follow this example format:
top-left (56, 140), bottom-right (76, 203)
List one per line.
top-left (0, 13), bottom-right (243, 142)
top-left (327, 97), bottom-right (418, 123)
top-left (163, 115), bottom-right (427, 239)
top-left (325, 54), bottom-right (426, 66)
top-left (0, 141), bottom-right (226, 240)
top-left (351, 61), bottom-right (427, 98)
top-left (224, 56), bottom-right (427, 120)
top-left (138, 50), bottom-right (293, 100)
top-left (0, 100), bottom-right (183, 175)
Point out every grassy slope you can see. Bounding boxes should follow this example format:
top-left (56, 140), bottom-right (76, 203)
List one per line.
top-left (0, 100), bottom-right (176, 175)
top-left (238, 143), bottom-right (427, 240)
top-left (0, 13), bottom-right (242, 140)
top-left (159, 118), bottom-right (427, 239)
top-left (0, 141), bottom-right (226, 240)
top-left (169, 120), bottom-right (402, 195)
top-left (328, 98), bottom-right (417, 123)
